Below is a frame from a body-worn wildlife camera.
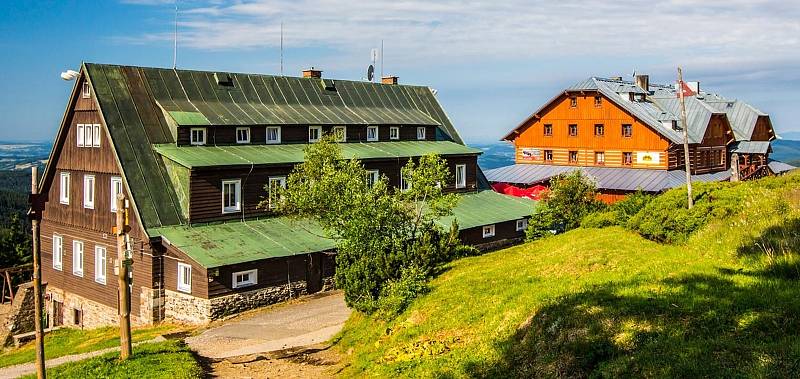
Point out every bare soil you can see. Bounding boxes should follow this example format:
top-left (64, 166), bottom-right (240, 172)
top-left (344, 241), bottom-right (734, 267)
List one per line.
top-left (203, 343), bottom-right (346, 379)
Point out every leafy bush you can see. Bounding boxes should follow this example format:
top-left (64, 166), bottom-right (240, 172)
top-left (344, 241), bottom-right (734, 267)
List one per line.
top-left (376, 266), bottom-right (430, 319)
top-left (581, 210), bottom-right (619, 228)
top-left (581, 190), bottom-right (653, 229)
top-left (527, 171), bottom-right (605, 240)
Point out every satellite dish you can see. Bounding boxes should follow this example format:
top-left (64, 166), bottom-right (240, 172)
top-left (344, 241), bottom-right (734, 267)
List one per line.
top-left (367, 65), bottom-right (375, 82)
top-left (60, 69), bottom-right (79, 81)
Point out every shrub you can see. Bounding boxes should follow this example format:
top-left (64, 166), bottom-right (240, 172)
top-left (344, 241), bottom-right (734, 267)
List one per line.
top-left (527, 171), bottom-right (605, 240)
top-left (376, 266), bottom-right (430, 319)
top-left (581, 210), bottom-right (619, 228)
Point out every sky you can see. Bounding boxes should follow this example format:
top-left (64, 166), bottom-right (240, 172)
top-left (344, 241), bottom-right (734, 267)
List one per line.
top-left (1, 0), bottom-right (799, 143)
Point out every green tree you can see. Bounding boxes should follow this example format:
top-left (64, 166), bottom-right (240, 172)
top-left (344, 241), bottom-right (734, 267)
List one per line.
top-left (527, 170), bottom-right (605, 240)
top-left (0, 213), bottom-right (31, 268)
top-left (265, 137), bottom-right (464, 314)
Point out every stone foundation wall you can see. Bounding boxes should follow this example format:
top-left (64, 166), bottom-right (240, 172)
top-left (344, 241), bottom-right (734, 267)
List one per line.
top-left (322, 277), bottom-right (336, 292)
top-left (1, 283), bottom-right (36, 346)
top-left (210, 281), bottom-right (307, 320)
top-left (163, 289), bottom-right (211, 324)
top-left (47, 286), bottom-right (151, 329)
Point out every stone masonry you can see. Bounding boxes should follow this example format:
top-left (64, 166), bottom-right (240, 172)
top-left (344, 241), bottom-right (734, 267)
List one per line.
top-left (0, 282), bottom-right (36, 347)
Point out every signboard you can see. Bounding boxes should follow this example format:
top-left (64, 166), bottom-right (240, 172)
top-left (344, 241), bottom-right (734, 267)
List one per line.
top-left (636, 152), bottom-right (660, 165)
top-left (521, 148), bottom-right (541, 161)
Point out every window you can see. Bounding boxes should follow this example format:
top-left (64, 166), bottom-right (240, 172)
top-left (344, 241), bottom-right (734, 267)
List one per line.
top-left (177, 262), bottom-right (192, 293)
top-left (333, 126), bottom-right (346, 142)
top-left (95, 246), bottom-right (107, 284)
top-left (594, 96), bottom-right (602, 107)
top-left (389, 126), bottom-right (400, 140)
top-left (85, 125), bottom-right (94, 147)
top-left (82, 81), bottom-right (91, 98)
top-left (308, 126), bottom-right (322, 143)
top-left (623, 152), bottom-right (633, 166)
top-left (543, 124), bottom-right (553, 136)
top-left (570, 97), bottom-right (577, 107)
top-left (366, 170), bottom-right (380, 187)
top-left (236, 127), bottom-right (250, 144)
top-left (416, 127), bottom-right (426, 140)
top-left (594, 124), bottom-right (605, 136)
top-left (53, 234), bottom-right (63, 270)
top-left (222, 179), bottom-right (241, 213)
top-left (568, 124), bottom-right (578, 137)
top-left (59, 172), bottom-right (70, 205)
top-left (232, 269), bottom-right (258, 289)
top-left (266, 126), bottom-right (282, 144)
top-left (190, 128), bottom-right (206, 145)
top-left (268, 176), bottom-right (286, 209)
top-left (482, 224), bottom-right (496, 238)
top-left (544, 150), bottom-right (553, 163)
top-left (367, 126), bottom-right (379, 142)
top-left (622, 124), bottom-right (632, 138)
top-left (400, 173), bottom-right (411, 192)
top-left (110, 177), bottom-right (123, 212)
top-left (92, 124), bottom-right (100, 147)
top-left (77, 124), bottom-right (85, 147)
top-left (83, 175), bottom-right (95, 209)
top-left (516, 219), bottom-right (528, 232)
top-left (455, 164), bottom-right (466, 189)
top-left (595, 151), bottom-right (605, 165)
top-left (72, 240), bottom-right (84, 277)
top-left (569, 151), bottom-right (578, 164)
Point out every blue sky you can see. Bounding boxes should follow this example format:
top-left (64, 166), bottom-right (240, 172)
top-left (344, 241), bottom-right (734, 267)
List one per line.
top-left (2, 0), bottom-right (799, 143)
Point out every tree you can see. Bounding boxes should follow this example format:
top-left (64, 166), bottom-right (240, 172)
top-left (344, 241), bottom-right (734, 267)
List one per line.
top-left (0, 213), bottom-right (31, 269)
top-left (265, 137), bottom-right (464, 314)
top-left (526, 170), bottom-right (605, 240)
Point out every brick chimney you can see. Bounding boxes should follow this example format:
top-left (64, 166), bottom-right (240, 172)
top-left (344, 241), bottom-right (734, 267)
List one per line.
top-left (302, 68), bottom-right (322, 78)
top-left (381, 76), bottom-right (399, 85)
top-left (635, 74), bottom-right (649, 92)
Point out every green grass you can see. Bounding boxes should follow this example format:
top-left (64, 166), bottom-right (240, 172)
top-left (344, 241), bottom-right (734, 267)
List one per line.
top-left (0, 324), bottom-right (180, 368)
top-left (20, 340), bottom-right (202, 379)
top-left (335, 173), bottom-right (800, 377)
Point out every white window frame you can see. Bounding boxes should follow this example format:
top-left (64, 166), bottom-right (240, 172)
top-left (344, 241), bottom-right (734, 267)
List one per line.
top-left (72, 240), bottom-right (84, 277)
top-left (83, 175), bottom-right (95, 209)
top-left (400, 174), bottom-right (412, 192)
top-left (455, 164), bottom-right (466, 189)
top-left (482, 224), bottom-right (496, 238)
top-left (366, 126), bottom-right (379, 142)
top-left (516, 219), bottom-right (528, 232)
top-left (84, 125), bottom-right (94, 148)
top-left (389, 126), bottom-right (400, 140)
top-left (190, 128), bottom-right (206, 145)
top-left (308, 125), bottom-right (322, 143)
top-left (76, 124), bottom-right (85, 147)
top-left (268, 176), bottom-right (287, 209)
top-left (266, 126), bottom-right (282, 144)
top-left (333, 126), bottom-right (347, 142)
top-left (366, 169), bottom-right (380, 187)
top-left (110, 176), bottom-right (123, 213)
top-left (94, 246), bottom-right (107, 285)
top-left (53, 234), bottom-right (63, 271)
top-left (221, 179), bottom-right (242, 214)
top-left (236, 127), bottom-right (250, 144)
top-left (92, 124), bottom-right (101, 147)
top-left (232, 269), bottom-right (258, 289)
top-left (177, 262), bottom-right (192, 293)
top-left (82, 82), bottom-right (91, 98)
top-left (417, 127), bottom-right (426, 140)
top-left (59, 172), bottom-right (70, 205)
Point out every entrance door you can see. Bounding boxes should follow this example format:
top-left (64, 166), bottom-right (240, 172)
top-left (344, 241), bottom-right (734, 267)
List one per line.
top-left (52, 300), bottom-right (64, 326)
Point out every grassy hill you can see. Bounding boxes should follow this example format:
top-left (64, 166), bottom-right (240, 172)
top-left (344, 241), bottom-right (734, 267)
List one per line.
top-left (334, 173), bottom-right (800, 377)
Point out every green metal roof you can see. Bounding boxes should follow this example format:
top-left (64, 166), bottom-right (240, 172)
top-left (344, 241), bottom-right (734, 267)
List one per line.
top-left (154, 141), bottom-right (482, 169)
top-left (147, 191), bottom-right (535, 268)
top-left (82, 63), bottom-right (472, 230)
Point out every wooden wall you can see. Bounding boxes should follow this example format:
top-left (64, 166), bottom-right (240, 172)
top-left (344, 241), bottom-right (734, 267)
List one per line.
top-left (458, 219), bottom-right (527, 246)
top-left (667, 115), bottom-right (730, 174)
top-left (750, 116), bottom-right (775, 141)
top-left (176, 125), bottom-right (438, 145)
top-left (511, 92), bottom-right (671, 169)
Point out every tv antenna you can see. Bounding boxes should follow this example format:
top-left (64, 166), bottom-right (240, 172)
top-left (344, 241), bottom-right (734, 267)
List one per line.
top-left (369, 48), bottom-right (378, 82)
top-left (173, 1), bottom-right (178, 69)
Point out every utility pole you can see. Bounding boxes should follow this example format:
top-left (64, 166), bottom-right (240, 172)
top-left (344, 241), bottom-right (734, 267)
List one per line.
top-left (677, 67), bottom-right (693, 209)
top-left (116, 194), bottom-right (132, 360)
top-left (29, 167), bottom-right (46, 379)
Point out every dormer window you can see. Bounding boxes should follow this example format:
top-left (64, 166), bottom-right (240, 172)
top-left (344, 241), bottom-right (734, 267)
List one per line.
top-left (190, 128), bottom-right (206, 145)
top-left (367, 126), bottom-right (379, 142)
top-left (569, 97), bottom-right (577, 108)
top-left (82, 82), bottom-right (91, 99)
top-left (236, 127), bottom-right (250, 144)
top-left (266, 127), bottom-right (281, 144)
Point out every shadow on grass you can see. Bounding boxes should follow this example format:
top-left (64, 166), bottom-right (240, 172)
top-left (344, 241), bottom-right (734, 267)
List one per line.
top-left (464, 272), bottom-right (800, 378)
top-left (736, 217), bottom-right (800, 280)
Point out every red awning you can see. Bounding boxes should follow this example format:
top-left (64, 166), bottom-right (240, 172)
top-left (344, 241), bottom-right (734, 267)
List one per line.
top-left (492, 183), bottom-right (548, 200)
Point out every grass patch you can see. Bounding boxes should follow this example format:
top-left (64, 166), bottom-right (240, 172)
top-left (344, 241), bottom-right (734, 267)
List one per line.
top-left (334, 173), bottom-right (800, 377)
top-left (0, 324), bottom-right (180, 368)
top-left (20, 340), bottom-right (202, 379)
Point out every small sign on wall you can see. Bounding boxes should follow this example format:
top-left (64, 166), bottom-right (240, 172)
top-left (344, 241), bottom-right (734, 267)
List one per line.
top-left (521, 148), bottom-right (541, 161)
top-left (636, 152), bottom-right (661, 165)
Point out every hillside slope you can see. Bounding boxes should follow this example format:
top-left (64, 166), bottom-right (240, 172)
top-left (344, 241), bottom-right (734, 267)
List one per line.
top-left (335, 173), bottom-right (800, 378)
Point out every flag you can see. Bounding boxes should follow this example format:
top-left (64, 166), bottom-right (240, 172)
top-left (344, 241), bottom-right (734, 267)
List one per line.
top-left (676, 80), bottom-right (696, 98)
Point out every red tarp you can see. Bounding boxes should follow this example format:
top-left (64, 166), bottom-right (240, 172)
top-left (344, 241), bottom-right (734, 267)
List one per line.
top-left (492, 183), bottom-right (548, 200)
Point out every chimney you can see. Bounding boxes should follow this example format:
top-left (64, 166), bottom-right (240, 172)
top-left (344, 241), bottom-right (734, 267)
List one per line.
top-left (381, 76), bottom-right (399, 85)
top-left (635, 74), bottom-right (650, 92)
top-left (302, 68), bottom-right (322, 78)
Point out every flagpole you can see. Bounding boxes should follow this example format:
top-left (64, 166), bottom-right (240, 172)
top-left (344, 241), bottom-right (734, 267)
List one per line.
top-left (677, 67), bottom-right (693, 209)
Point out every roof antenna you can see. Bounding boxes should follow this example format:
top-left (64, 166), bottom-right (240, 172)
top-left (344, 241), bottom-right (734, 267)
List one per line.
top-left (173, 1), bottom-right (178, 69)
top-left (280, 21), bottom-right (284, 75)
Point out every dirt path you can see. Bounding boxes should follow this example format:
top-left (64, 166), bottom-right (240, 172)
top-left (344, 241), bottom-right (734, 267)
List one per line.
top-left (203, 343), bottom-right (347, 379)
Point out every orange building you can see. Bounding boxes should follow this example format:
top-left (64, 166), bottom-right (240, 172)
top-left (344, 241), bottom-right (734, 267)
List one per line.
top-left (487, 75), bottom-right (791, 202)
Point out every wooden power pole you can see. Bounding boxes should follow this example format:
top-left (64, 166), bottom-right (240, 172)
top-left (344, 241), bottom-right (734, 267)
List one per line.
top-left (115, 194), bottom-right (132, 360)
top-left (677, 67), bottom-right (694, 209)
top-left (29, 167), bottom-right (46, 379)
